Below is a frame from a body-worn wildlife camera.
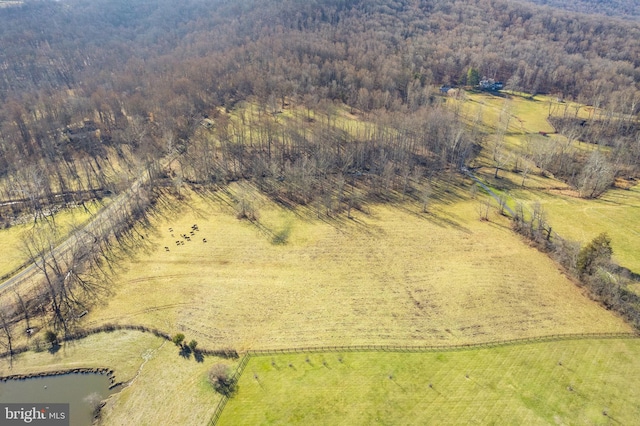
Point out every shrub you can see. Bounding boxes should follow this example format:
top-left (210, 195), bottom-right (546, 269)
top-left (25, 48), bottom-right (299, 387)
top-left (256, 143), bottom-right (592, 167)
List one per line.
top-left (32, 338), bottom-right (43, 352)
top-left (44, 330), bottom-right (57, 347)
top-left (172, 333), bottom-right (185, 346)
top-left (208, 363), bottom-right (236, 396)
top-left (188, 340), bottom-right (198, 352)
top-left (271, 224), bottom-right (291, 245)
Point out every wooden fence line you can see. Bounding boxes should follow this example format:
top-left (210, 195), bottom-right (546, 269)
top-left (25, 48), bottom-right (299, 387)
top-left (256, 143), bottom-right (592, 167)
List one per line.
top-left (207, 354), bottom-right (250, 426)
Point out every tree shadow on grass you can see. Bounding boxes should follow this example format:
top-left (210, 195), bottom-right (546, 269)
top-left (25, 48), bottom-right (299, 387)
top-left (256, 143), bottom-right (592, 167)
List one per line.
top-left (48, 343), bottom-right (60, 355)
top-left (177, 345), bottom-right (206, 362)
top-left (179, 345), bottom-right (191, 359)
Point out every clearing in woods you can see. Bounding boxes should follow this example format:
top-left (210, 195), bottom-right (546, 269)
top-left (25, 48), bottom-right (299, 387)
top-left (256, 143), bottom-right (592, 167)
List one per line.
top-left (510, 185), bottom-right (640, 274)
top-left (458, 92), bottom-right (640, 274)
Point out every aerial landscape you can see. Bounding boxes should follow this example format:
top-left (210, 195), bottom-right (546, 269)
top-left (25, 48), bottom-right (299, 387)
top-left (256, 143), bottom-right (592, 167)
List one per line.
top-left (0, 0), bottom-right (639, 424)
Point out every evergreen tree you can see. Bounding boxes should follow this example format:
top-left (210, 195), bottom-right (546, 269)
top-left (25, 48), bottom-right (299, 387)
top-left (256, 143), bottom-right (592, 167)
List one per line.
top-left (577, 233), bottom-right (613, 276)
top-left (467, 68), bottom-right (480, 87)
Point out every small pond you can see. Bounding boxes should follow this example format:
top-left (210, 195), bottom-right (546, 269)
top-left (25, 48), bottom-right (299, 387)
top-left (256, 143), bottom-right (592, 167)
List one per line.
top-left (0, 373), bottom-right (115, 426)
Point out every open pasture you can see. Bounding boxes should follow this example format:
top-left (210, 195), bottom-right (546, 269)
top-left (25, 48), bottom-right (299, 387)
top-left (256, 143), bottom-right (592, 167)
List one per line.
top-left (82, 182), bottom-right (631, 352)
top-left (462, 92), bottom-right (609, 173)
top-left (219, 338), bottom-right (640, 425)
top-left (464, 161), bottom-right (640, 277)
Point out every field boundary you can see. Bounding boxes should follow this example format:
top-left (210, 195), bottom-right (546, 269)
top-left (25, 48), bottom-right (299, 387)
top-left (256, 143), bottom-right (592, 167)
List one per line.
top-left (0, 367), bottom-right (117, 388)
top-left (207, 331), bottom-right (639, 425)
top-left (0, 323), bottom-right (237, 362)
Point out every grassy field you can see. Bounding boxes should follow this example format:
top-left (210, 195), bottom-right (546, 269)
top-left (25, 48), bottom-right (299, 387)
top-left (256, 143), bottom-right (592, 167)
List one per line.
top-left (469, 165), bottom-right (640, 276)
top-left (80, 181), bottom-right (631, 353)
top-left (462, 91), bottom-right (556, 135)
top-left (511, 185), bottom-right (640, 275)
top-left (457, 92), bottom-right (640, 275)
top-left (219, 338), bottom-right (640, 425)
top-left (0, 200), bottom-right (106, 278)
top-left (0, 330), bottom-right (226, 426)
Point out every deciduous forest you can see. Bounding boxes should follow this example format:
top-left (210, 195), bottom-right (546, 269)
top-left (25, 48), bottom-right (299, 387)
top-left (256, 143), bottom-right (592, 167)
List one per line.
top-left (1, 0), bottom-right (639, 222)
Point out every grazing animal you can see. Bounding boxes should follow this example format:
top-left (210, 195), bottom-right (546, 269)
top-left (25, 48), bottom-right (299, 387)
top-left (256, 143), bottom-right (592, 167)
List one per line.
top-left (203, 238), bottom-right (207, 243)
top-left (164, 247), bottom-right (170, 251)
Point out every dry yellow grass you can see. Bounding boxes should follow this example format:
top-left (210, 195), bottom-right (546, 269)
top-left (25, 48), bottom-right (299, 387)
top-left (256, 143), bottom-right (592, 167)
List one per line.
top-left (0, 330), bottom-right (159, 379)
top-left (460, 92), bottom-right (558, 135)
top-left (82, 183), bottom-right (631, 352)
top-left (460, 162), bottom-right (640, 277)
top-left (1, 92), bottom-right (636, 425)
top-left (0, 200), bottom-right (105, 278)
top-left (0, 330), bottom-right (225, 426)
top-left (100, 340), bottom-right (224, 426)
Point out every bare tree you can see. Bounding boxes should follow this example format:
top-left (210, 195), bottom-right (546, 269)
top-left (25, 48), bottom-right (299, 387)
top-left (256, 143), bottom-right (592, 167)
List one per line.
top-left (491, 116), bottom-right (510, 179)
top-left (577, 150), bottom-right (615, 198)
top-left (476, 197), bottom-right (492, 221)
top-left (20, 224), bottom-right (107, 334)
top-left (13, 290), bottom-right (30, 331)
top-left (421, 183), bottom-right (432, 213)
top-left (0, 302), bottom-right (15, 364)
top-left (519, 154), bottom-right (533, 187)
top-left (21, 228), bottom-right (68, 333)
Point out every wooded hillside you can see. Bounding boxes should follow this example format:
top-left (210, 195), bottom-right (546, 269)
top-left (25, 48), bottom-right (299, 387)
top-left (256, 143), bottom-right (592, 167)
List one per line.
top-left (526, 0), bottom-right (640, 20)
top-left (0, 0), bottom-right (638, 216)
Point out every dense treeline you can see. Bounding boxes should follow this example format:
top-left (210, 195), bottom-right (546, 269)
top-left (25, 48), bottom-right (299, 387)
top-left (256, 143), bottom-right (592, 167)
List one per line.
top-left (526, 0), bottom-right (640, 20)
top-left (3, 0), bottom-right (639, 102)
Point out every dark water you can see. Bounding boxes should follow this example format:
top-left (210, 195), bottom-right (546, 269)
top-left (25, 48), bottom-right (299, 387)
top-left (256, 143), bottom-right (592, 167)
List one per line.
top-left (0, 374), bottom-right (114, 426)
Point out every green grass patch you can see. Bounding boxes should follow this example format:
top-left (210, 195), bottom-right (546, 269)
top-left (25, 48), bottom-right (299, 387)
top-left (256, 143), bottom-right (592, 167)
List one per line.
top-left (462, 91), bottom-right (556, 134)
top-left (510, 185), bottom-right (640, 275)
top-left (219, 338), bottom-right (640, 425)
